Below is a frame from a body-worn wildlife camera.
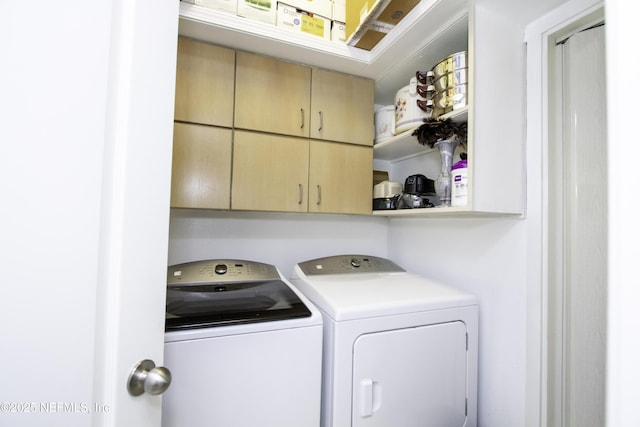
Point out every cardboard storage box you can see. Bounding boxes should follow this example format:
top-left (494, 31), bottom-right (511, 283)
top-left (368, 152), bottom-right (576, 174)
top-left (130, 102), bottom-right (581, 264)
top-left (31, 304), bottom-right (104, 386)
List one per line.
top-left (238, 0), bottom-right (277, 24)
top-left (181, 0), bottom-right (237, 14)
top-left (280, 0), bottom-right (332, 20)
top-left (373, 170), bottom-right (390, 186)
top-left (277, 3), bottom-right (331, 40)
top-left (346, 0), bottom-right (420, 50)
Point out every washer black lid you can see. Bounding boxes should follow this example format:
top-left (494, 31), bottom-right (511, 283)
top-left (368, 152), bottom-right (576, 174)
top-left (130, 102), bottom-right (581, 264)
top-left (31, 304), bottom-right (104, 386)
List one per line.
top-left (165, 260), bottom-right (311, 331)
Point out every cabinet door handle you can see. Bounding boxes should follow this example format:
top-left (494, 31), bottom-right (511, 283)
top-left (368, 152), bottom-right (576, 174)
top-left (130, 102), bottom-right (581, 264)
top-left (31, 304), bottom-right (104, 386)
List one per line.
top-left (300, 108), bottom-right (304, 129)
top-left (318, 111), bottom-right (323, 131)
top-left (316, 185), bottom-right (321, 205)
top-left (298, 184), bottom-right (303, 204)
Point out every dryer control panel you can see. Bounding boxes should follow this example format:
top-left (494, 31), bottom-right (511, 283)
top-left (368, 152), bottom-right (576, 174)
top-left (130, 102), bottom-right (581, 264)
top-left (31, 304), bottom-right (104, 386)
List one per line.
top-left (297, 255), bottom-right (405, 276)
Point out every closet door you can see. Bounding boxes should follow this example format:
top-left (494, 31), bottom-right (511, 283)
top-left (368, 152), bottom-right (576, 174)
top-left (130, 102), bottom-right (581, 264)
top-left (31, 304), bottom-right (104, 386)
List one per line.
top-left (548, 24), bottom-right (607, 427)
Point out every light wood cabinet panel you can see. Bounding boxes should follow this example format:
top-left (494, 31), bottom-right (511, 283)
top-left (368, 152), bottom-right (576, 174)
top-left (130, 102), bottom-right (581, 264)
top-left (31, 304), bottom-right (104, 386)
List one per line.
top-left (172, 44), bottom-right (376, 215)
top-left (171, 123), bottom-right (232, 209)
top-left (234, 51), bottom-right (311, 138)
top-left (232, 130), bottom-right (310, 212)
top-left (174, 36), bottom-right (235, 127)
top-left (310, 69), bottom-right (375, 146)
top-left (308, 140), bottom-right (373, 215)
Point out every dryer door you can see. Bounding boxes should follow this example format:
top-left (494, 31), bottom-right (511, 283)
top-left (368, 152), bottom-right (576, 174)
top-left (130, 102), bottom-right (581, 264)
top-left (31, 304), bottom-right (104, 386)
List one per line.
top-left (352, 321), bottom-right (468, 427)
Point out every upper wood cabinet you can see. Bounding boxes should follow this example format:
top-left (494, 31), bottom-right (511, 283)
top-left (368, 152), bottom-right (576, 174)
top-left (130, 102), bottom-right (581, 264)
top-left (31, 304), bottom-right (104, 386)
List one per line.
top-left (174, 36), bottom-right (235, 127)
top-left (308, 141), bottom-right (373, 215)
top-left (310, 69), bottom-right (374, 146)
top-left (231, 130), bottom-right (310, 213)
top-left (171, 41), bottom-right (376, 215)
top-left (171, 122), bottom-right (232, 209)
top-left (234, 52), bottom-right (312, 138)
top-left (231, 131), bottom-right (373, 215)
top-left (235, 51), bottom-right (374, 146)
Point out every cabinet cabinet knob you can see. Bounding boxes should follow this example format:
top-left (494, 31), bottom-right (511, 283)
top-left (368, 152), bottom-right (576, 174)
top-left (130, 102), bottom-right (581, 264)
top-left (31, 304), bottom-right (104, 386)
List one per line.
top-left (316, 184), bottom-right (321, 205)
top-left (300, 108), bottom-right (305, 129)
top-left (298, 184), bottom-right (303, 204)
top-left (318, 111), bottom-right (323, 131)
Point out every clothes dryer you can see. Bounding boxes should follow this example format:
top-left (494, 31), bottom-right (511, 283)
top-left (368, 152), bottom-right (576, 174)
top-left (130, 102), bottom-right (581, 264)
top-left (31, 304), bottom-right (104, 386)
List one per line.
top-left (163, 259), bottom-right (323, 427)
top-left (290, 255), bottom-right (478, 427)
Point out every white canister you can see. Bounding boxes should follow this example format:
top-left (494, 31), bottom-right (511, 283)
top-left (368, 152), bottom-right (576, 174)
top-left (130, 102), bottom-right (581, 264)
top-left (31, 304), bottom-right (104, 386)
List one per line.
top-left (394, 77), bottom-right (431, 134)
top-left (450, 159), bottom-right (468, 207)
top-left (374, 105), bottom-right (395, 143)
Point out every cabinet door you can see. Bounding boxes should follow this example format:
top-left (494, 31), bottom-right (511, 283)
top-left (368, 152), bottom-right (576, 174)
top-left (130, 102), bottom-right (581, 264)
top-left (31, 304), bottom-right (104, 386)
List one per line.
top-left (235, 52), bottom-right (311, 138)
top-left (174, 37), bottom-right (235, 127)
top-left (310, 69), bottom-right (374, 146)
top-left (232, 130), bottom-right (310, 212)
top-left (308, 140), bottom-right (373, 214)
top-left (171, 123), bottom-right (232, 209)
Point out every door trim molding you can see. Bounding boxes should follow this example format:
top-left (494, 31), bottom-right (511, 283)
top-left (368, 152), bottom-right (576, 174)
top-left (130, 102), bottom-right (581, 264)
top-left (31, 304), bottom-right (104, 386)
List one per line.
top-left (523, 1), bottom-right (604, 426)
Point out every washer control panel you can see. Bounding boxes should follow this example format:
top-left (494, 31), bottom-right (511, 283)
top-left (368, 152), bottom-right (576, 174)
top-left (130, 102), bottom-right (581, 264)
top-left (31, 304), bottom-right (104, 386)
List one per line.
top-left (297, 255), bottom-right (405, 276)
top-left (167, 259), bottom-right (280, 285)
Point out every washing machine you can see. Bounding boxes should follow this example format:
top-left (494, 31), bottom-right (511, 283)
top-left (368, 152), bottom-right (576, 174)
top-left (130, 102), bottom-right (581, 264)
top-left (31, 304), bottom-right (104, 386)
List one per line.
top-left (162, 259), bottom-right (323, 427)
top-left (290, 255), bottom-right (478, 427)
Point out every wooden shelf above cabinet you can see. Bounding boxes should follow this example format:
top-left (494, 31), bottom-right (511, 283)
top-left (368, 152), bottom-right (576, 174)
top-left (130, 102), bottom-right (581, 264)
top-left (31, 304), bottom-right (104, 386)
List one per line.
top-left (373, 106), bottom-right (468, 161)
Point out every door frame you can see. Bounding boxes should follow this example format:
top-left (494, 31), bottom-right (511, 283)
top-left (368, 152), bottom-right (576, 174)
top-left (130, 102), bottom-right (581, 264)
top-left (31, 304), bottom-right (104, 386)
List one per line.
top-left (548, 19), bottom-right (607, 427)
top-left (523, 1), bottom-right (604, 426)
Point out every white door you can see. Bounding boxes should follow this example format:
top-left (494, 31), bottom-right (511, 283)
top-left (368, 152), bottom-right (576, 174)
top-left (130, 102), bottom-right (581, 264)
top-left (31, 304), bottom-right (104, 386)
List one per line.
top-left (351, 322), bottom-right (468, 427)
top-left (548, 22), bottom-right (607, 427)
top-left (0, 1), bottom-right (178, 426)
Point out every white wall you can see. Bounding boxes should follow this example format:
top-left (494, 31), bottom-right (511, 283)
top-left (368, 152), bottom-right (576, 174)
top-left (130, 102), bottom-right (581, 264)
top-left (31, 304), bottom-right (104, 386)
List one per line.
top-left (1, 2), bottom-right (111, 425)
top-left (168, 210), bottom-right (389, 276)
top-left (388, 218), bottom-right (528, 426)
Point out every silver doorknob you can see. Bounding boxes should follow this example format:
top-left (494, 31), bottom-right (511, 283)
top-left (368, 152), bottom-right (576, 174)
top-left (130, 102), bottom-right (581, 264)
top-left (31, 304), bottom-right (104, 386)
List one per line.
top-left (127, 359), bottom-right (172, 396)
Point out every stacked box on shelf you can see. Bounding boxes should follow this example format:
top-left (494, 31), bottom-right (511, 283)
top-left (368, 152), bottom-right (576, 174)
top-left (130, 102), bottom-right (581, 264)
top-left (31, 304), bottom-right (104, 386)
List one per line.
top-left (238, 0), bottom-right (278, 24)
top-left (283, 0), bottom-right (332, 18)
top-left (331, 0), bottom-right (346, 42)
top-left (182, 0), bottom-right (348, 44)
top-left (181, 0), bottom-right (237, 14)
top-left (331, 21), bottom-right (346, 42)
top-left (276, 2), bottom-right (331, 40)
top-left (346, 0), bottom-right (420, 50)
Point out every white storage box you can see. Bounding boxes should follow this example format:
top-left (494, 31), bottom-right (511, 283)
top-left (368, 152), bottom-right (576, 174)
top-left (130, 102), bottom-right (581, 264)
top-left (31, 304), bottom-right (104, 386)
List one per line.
top-left (331, 21), bottom-right (346, 42)
top-left (277, 3), bottom-right (331, 40)
top-left (238, 0), bottom-right (277, 24)
top-left (279, 0), bottom-right (332, 20)
top-left (181, 0), bottom-right (237, 14)
top-left (332, 0), bottom-right (346, 21)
